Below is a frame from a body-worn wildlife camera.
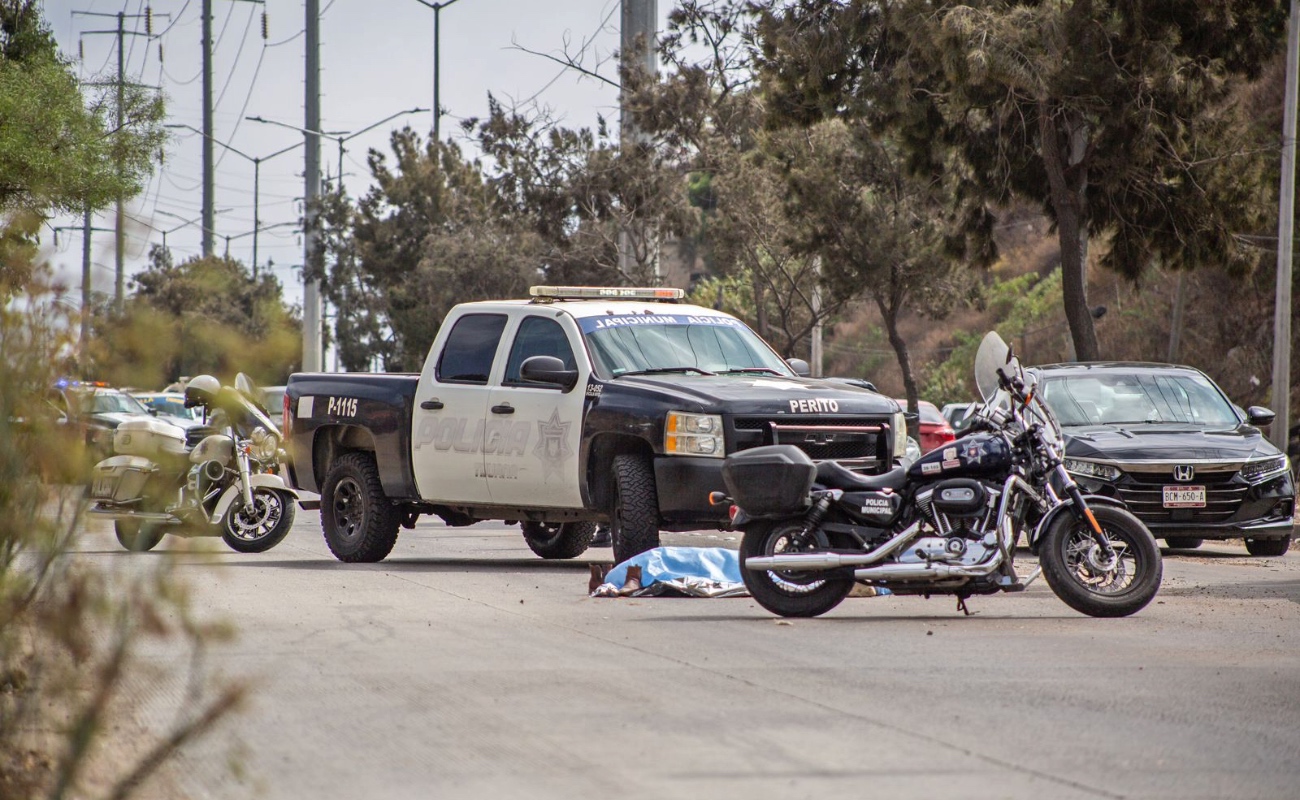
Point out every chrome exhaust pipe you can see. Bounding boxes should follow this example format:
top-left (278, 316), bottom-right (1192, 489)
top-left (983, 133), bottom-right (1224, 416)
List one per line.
top-left (744, 522), bottom-right (923, 571)
top-left (851, 551), bottom-right (1004, 581)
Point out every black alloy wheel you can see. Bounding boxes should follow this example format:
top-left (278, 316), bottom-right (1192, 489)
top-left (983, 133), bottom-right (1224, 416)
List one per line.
top-left (320, 452), bottom-right (399, 563)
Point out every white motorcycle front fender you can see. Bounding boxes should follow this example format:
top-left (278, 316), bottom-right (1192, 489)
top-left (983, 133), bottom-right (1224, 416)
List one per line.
top-left (209, 473), bottom-right (298, 525)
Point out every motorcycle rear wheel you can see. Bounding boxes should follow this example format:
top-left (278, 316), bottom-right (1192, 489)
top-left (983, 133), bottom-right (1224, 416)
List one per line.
top-left (222, 488), bottom-right (295, 553)
top-left (1039, 505), bottom-right (1162, 618)
top-left (739, 520), bottom-right (853, 618)
top-left (115, 520), bottom-right (164, 552)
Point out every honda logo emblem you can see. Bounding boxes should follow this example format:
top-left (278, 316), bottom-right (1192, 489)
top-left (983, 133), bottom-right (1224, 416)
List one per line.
top-left (1173, 465), bottom-right (1195, 482)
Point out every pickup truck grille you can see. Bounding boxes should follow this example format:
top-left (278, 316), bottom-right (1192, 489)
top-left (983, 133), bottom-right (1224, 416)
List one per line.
top-left (1115, 468), bottom-right (1246, 524)
top-left (730, 416), bottom-right (887, 471)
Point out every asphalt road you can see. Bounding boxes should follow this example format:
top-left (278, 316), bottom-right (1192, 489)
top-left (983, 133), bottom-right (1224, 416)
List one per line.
top-left (77, 513), bottom-right (1300, 800)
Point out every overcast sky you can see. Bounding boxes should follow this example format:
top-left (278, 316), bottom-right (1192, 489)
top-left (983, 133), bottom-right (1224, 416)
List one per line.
top-left (38, 0), bottom-right (669, 316)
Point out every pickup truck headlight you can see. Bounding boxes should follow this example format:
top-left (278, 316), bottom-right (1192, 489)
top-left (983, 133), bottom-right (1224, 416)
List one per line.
top-left (665, 411), bottom-right (724, 458)
top-left (250, 426), bottom-right (280, 462)
top-left (1064, 458), bottom-right (1122, 481)
top-left (1241, 455), bottom-right (1289, 484)
top-left (892, 411), bottom-right (907, 464)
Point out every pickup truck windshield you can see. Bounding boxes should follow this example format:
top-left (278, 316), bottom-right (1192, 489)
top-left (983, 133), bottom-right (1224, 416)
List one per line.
top-left (579, 314), bottom-right (793, 379)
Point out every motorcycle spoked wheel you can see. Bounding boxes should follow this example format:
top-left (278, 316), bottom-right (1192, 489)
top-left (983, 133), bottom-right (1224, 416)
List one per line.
top-left (739, 520), bottom-right (853, 618)
top-left (1039, 505), bottom-right (1162, 618)
top-left (221, 488), bottom-right (296, 553)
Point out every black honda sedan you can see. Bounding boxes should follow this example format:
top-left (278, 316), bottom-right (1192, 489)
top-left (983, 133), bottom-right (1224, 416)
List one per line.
top-left (1035, 363), bottom-right (1296, 556)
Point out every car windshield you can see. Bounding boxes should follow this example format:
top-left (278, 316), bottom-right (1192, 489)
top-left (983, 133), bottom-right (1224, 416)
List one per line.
top-left (898, 400), bottom-right (945, 425)
top-left (143, 397), bottom-right (200, 419)
top-left (579, 313), bottom-right (793, 378)
top-left (84, 391), bottom-right (148, 415)
top-left (1040, 372), bottom-right (1240, 428)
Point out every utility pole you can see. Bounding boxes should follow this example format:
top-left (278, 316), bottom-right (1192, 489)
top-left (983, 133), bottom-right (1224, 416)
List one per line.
top-left (201, 1), bottom-right (266, 258)
top-left (618, 0), bottom-right (658, 282)
top-left (304, 0), bottom-right (323, 371)
top-left (202, 0), bottom-right (214, 257)
top-left (53, 215), bottom-right (113, 359)
top-left (74, 8), bottom-right (162, 313)
top-left (1273, 0), bottom-right (1299, 451)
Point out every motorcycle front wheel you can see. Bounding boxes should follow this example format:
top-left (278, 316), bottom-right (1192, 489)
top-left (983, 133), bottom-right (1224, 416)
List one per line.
top-left (1039, 505), bottom-right (1162, 618)
top-left (222, 488), bottom-right (295, 553)
top-left (739, 520), bottom-right (853, 618)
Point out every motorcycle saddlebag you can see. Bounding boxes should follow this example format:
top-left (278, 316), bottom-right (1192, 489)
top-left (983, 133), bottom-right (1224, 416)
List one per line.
top-left (90, 455), bottom-right (157, 503)
top-left (114, 418), bottom-right (187, 458)
top-left (722, 445), bottom-right (816, 515)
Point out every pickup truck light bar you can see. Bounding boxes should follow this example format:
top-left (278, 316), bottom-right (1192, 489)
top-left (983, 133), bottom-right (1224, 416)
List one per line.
top-left (529, 286), bottom-right (684, 302)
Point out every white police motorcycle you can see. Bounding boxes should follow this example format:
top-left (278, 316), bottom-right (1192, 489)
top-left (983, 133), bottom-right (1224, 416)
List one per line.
top-left (88, 374), bottom-right (297, 552)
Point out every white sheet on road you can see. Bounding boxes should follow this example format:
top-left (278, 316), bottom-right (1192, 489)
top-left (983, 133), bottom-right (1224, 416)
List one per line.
top-left (592, 546), bottom-right (749, 598)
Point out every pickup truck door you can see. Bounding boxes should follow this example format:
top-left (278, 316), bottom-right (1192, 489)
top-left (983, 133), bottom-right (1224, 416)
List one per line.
top-left (411, 312), bottom-right (509, 504)
top-left (485, 311), bottom-right (587, 508)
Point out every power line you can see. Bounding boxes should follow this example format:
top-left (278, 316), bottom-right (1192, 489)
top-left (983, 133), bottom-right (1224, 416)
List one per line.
top-left (213, 5), bottom-right (255, 109)
top-left (217, 42), bottom-right (268, 160)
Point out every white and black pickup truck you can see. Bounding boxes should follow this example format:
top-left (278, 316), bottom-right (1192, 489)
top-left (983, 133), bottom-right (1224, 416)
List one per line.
top-left (282, 286), bottom-right (904, 564)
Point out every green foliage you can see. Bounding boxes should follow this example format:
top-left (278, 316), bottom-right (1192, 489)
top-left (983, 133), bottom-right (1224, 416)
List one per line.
top-left (0, 277), bottom-right (243, 799)
top-left (0, 0), bottom-right (166, 218)
top-left (90, 247), bottom-right (301, 388)
top-left (755, 0), bottom-right (1286, 361)
top-left (922, 269), bottom-right (1063, 404)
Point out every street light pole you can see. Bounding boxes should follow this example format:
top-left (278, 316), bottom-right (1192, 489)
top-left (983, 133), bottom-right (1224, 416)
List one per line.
top-left (246, 107), bottom-right (427, 190)
top-left (410, 0), bottom-right (462, 140)
top-left (246, 106), bottom-right (427, 370)
top-left (165, 123), bottom-right (301, 277)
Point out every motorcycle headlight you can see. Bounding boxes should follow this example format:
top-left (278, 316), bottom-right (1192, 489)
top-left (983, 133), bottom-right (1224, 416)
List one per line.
top-left (1064, 458), bottom-right (1122, 481)
top-left (892, 411), bottom-right (907, 464)
top-left (1241, 455), bottom-right (1289, 484)
top-left (665, 411), bottom-right (724, 457)
top-left (250, 426), bottom-right (280, 462)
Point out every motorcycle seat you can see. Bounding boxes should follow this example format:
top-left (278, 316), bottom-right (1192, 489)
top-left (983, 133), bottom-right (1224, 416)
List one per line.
top-left (815, 461), bottom-right (909, 492)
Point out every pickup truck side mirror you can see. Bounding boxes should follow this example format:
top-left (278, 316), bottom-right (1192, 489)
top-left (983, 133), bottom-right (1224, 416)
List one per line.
top-left (1246, 406), bottom-right (1275, 427)
top-left (786, 358), bottom-right (811, 377)
top-left (520, 356), bottom-right (579, 392)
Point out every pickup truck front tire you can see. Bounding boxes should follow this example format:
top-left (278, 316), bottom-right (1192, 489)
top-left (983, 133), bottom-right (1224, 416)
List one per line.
top-left (611, 453), bottom-right (660, 564)
top-left (521, 521), bottom-right (596, 559)
top-left (321, 452), bottom-right (399, 563)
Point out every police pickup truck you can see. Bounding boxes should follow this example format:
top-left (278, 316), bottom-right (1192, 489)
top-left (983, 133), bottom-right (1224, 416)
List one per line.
top-left (282, 286), bottom-right (904, 564)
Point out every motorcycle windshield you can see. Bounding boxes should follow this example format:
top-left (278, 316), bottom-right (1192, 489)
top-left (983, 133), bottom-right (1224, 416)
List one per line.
top-left (974, 332), bottom-right (1012, 402)
top-left (215, 386), bottom-right (280, 436)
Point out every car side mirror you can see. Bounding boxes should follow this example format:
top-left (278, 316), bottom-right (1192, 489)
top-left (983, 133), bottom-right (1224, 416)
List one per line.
top-left (1246, 406), bottom-right (1275, 427)
top-left (148, 407), bottom-right (159, 416)
top-left (520, 355), bottom-right (578, 391)
top-left (786, 358), bottom-right (811, 377)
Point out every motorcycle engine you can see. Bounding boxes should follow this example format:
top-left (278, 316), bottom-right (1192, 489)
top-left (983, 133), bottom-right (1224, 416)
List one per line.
top-left (906, 479), bottom-right (1002, 565)
top-left (187, 460), bottom-right (227, 503)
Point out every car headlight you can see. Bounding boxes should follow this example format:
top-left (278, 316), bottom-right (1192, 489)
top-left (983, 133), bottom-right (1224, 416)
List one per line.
top-left (892, 411), bottom-right (908, 463)
top-left (1064, 458), bottom-right (1122, 481)
top-left (665, 411), bottom-right (724, 457)
top-left (250, 427), bottom-right (280, 462)
top-left (1241, 455), bottom-right (1289, 483)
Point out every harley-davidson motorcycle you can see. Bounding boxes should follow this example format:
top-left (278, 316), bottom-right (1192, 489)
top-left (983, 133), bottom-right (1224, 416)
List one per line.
top-left (720, 331), bottom-right (1162, 618)
top-left (88, 373), bottom-right (297, 553)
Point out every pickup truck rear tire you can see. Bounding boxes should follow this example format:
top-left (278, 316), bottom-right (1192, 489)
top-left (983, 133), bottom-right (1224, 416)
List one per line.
top-left (521, 521), bottom-right (596, 559)
top-left (611, 454), bottom-right (660, 564)
top-left (321, 452), bottom-right (399, 562)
